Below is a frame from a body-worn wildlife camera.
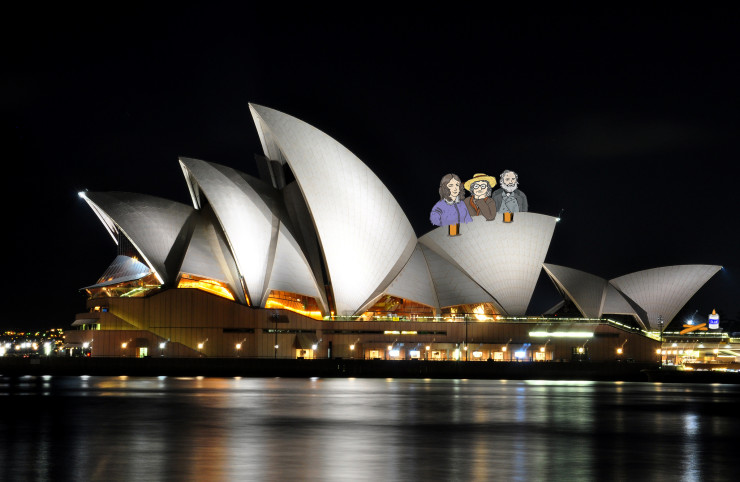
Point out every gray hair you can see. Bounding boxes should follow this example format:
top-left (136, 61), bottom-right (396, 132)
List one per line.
top-left (470, 180), bottom-right (493, 198)
top-left (500, 170), bottom-right (519, 184)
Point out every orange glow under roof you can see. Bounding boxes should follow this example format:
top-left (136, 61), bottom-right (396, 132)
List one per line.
top-left (178, 275), bottom-right (235, 301)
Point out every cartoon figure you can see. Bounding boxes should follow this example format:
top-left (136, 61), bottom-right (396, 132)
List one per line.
top-left (492, 169), bottom-right (528, 214)
top-left (463, 173), bottom-right (497, 221)
top-left (430, 173), bottom-right (472, 235)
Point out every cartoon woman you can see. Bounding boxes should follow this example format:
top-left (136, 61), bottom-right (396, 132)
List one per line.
top-left (430, 173), bottom-right (472, 236)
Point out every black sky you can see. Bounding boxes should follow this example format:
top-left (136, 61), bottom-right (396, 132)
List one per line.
top-left (4, 9), bottom-right (740, 331)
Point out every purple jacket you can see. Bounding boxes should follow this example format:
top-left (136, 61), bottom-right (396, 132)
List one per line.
top-left (430, 198), bottom-right (473, 226)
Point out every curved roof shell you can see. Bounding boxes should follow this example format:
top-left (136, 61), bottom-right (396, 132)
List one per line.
top-left (261, 223), bottom-right (328, 313)
top-left (610, 265), bottom-right (721, 330)
top-left (249, 104), bottom-right (417, 315)
top-left (84, 255), bottom-right (151, 289)
top-left (179, 157), bottom-right (274, 304)
top-left (79, 192), bottom-right (195, 285)
top-left (383, 244), bottom-right (440, 311)
top-left (543, 264), bottom-right (608, 319)
top-left (420, 213), bottom-right (557, 315)
top-left (180, 157), bottom-right (325, 310)
top-left (420, 245), bottom-right (496, 308)
top-left (179, 206), bottom-right (246, 304)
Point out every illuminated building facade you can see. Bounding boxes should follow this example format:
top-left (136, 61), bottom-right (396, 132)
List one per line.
top-left (70, 105), bottom-right (720, 362)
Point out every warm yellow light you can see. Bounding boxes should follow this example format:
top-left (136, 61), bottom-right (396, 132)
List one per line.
top-left (265, 299), bottom-right (322, 320)
top-left (198, 343), bottom-right (204, 349)
top-left (713, 349), bottom-right (719, 354)
top-left (121, 342), bottom-right (127, 349)
top-left (236, 343), bottom-right (242, 350)
top-left (350, 344), bottom-right (355, 350)
top-left (472, 304), bottom-right (490, 321)
top-left (656, 349), bottom-right (662, 354)
top-left (425, 346), bottom-right (430, 351)
top-left (540, 347), bottom-right (546, 352)
top-left (388, 345), bottom-right (393, 351)
top-left (577, 347), bottom-right (584, 354)
top-left (178, 275), bottom-right (235, 301)
top-left (617, 348), bottom-right (623, 354)
top-left (463, 346), bottom-right (468, 351)
top-left (501, 346), bottom-right (507, 352)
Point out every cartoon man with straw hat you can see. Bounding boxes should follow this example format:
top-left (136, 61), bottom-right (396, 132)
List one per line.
top-left (463, 173), bottom-right (497, 221)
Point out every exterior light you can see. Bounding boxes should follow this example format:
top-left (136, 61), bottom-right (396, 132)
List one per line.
top-left (577, 347), bottom-right (584, 354)
top-left (159, 342), bottom-right (166, 349)
top-left (121, 342), bottom-right (128, 349)
top-left (425, 346), bottom-right (430, 351)
top-left (83, 342), bottom-right (89, 349)
top-left (656, 349), bottom-right (661, 354)
top-left (388, 345), bottom-right (393, 351)
top-left (616, 348), bottom-right (623, 354)
top-left (350, 344), bottom-right (355, 350)
top-left (501, 346), bottom-right (507, 352)
top-left (274, 344), bottom-right (279, 349)
top-left (312, 344), bottom-right (318, 350)
top-left (713, 349), bottom-right (719, 354)
top-left (463, 346), bottom-right (468, 351)
top-left (198, 343), bottom-right (204, 349)
top-left (236, 343), bottom-right (242, 350)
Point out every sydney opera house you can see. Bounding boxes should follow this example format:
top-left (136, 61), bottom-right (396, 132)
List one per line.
top-left (69, 104), bottom-right (721, 362)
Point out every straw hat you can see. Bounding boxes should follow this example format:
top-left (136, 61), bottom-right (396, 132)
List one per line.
top-left (464, 173), bottom-right (497, 191)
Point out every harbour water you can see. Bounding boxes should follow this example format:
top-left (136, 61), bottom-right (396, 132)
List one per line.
top-left (1, 376), bottom-right (739, 480)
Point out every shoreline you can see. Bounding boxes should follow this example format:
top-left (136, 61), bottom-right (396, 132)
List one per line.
top-left (2, 358), bottom-right (739, 383)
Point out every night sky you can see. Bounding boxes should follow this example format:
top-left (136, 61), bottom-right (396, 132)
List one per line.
top-left (4, 9), bottom-right (740, 331)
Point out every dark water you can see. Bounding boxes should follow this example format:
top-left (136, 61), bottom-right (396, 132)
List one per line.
top-left (1, 376), bottom-right (738, 481)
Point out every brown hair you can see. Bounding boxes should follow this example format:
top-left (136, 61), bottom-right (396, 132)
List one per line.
top-left (439, 173), bottom-right (462, 201)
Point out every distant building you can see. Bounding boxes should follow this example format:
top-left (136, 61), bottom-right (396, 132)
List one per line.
top-left (70, 105), bottom-right (720, 362)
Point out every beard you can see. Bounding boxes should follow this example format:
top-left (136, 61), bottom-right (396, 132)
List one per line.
top-left (501, 182), bottom-right (518, 193)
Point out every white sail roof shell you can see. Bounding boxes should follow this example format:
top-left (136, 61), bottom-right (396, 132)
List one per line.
top-left (179, 210), bottom-right (246, 304)
top-left (420, 245), bottom-right (496, 308)
top-left (543, 264), bottom-right (608, 319)
top-left (609, 265), bottom-right (721, 330)
top-left (419, 213), bottom-right (557, 315)
top-left (249, 104), bottom-right (417, 315)
top-left (180, 157), bottom-right (324, 310)
top-left (383, 244), bottom-right (440, 310)
top-left (261, 223), bottom-right (328, 313)
top-left (79, 192), bottom-right (194, 285)
top-left (602, 284), bottom-right (638, 316)
top-left (179, 157), bottom-right (275, 304)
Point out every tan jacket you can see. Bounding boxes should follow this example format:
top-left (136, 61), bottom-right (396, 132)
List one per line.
top-left (464, 196), bottom-right (497, 221)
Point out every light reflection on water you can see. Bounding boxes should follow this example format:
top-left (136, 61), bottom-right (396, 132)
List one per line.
top-left (1, 376), bottom-right (739, 481)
